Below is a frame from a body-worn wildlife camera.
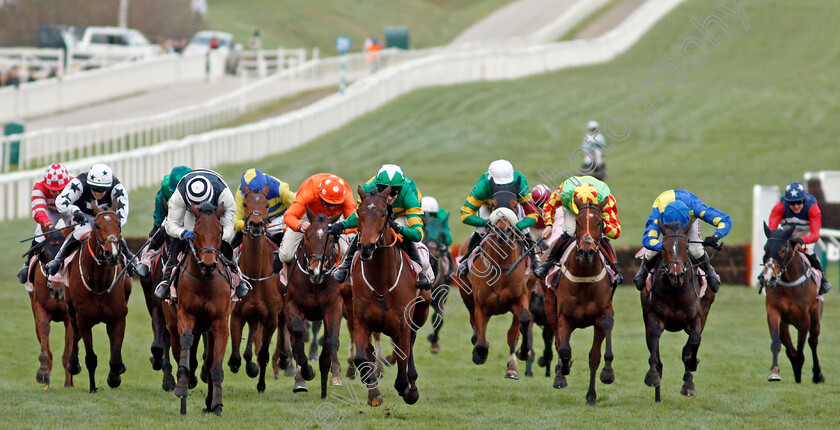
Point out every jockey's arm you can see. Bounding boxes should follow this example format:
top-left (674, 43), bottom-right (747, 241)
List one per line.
top-left (767, 201), bottom-right (785, 230)
top-left (642, 208), bottom-right (663, 251)
top-left (602, 195), bottom-right (621, 239)
top-left (541, 189), bottom-right (562, 227)
top-left (163, 193), bottom-right (188, 239)
top-left (55, 177), bottom-right (84, 217)
top-left (111, 183), bottom-right (129, 225)
top-left (695, 202), bottom-right (731, 239)
top-left (283, 200), bottom-right (306, 232)
top-left (152, 190), bottom-right (168, 229)
top-left (31, 185), bottom-right (52, 227)
top-left (233, 186), bottom-right (246, 232)
top-left (803, 204), bottom-right (822, 244)
top-left (440, 211), bottom-right (453, 246)
top-left (219, 188), bottom-right (237, 242)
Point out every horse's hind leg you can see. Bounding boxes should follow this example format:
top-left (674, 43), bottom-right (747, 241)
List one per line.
top-left (525, 319), bottom-right (535, 377)
top-left (288, 310), bottom-right (315, 383)
top-left (257, 314), bottom-right (277, 393)
top-left (471, 306), bottom-right (490, 365)
top-left (173, 317), bottom-right (196, 399)
top-left (209, 319), bottom-right (228, 416)
top-left (106, 319), bottom-right (127, 389)
top-left (227, 310), bottom-right (244, 373)
top-left (246, 323), bottom-right (263, 378)
top-left (554, 316), bottom-right (573, 389)
top-left (586, 325), bottom-right (606, 406)
top-left (428, 285), bottom-right (445, 353)
top-left (150, 304), bottom-right (166, 371)
top-left (540, 325), bottom-right (554, 378)
top-left (767, 308), bottom-right (782, 381)
top-left (599, 313), bottom-right (615, 385)
top-left (76, 318), bottom-right (99, 393)
top-left (680, 323), bottom-right (701, 397)
top-left (325, 313), bottom-right (344, 388)
top-left (160, 327), bottom-right (176, 391)
top-left (309, 320), bottom-right (322, 361)
top-left (33, 307), bottom-right (52, 386)
top-left (810, 306), bottom-right (824, 384)
top-left (62, 319), bottom-right (75, 387)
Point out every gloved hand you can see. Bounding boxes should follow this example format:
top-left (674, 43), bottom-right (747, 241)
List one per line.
top-left (181, 231), bottom-right (195, 241)
top-left (326, 223), bottom-right (344, 236)
top-left (72, 211), bottom-right (86, 225)
top-left (514, 219), bottom-right (531, 230)
top-left (791, 237), bottom-right (804, 247)
top-left (478, 218), bottom-right (488, 227)
top-left (41, 222), bottom-right (54, 232)
top-left (388, 219), bottom-right (401, 232)
top-left (702, 235), bottom-right (720, 248)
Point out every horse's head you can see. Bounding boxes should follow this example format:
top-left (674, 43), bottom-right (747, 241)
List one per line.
top-left (190, 203), bottom-right (225, 278)
top-left (658, 219), bottom-right (691, 287)
top-left (242, 184), bottom-right (269, 238)
top-left (302, 207), bottom-right (342, 284)
top-left (91, 202), bottom-right (122, 266)
top-left (356, 185), bottom-right (392, 261)
top-left (573, 195), bottom-right (606, 266)
top-left (759, 222), bottom-right (795, 288)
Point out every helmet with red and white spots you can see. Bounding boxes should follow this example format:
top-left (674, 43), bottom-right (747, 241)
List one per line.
top-left (44, 163), bottom-right (72, 191)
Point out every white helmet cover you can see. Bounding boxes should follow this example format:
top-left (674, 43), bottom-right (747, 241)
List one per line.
top-left (421, 196), bottom-right (439, 213)
top-left (86, 163), bottom-right (114, 188)
top-left (487, 159), bottom-right (514, 185)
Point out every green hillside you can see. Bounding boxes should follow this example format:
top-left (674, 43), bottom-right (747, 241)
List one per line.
top-left (205, 0), bottom-right (510, 53)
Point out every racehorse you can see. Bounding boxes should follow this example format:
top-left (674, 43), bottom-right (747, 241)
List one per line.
top-left (166, 204), bottom-right (232, 416)
top-left (425, 236), bottom-right (452, 354)
top-left (351, 185), bottom-right (431, 406)
top-left (138, 238), bottom-right (176, 391)
top-left (455, 181), bottom-right (531, 379)
top-left (28, 229), bottom-right (78, 388)
top-left (542, 197), bottom-right (615, 406)
top-left (758, 224), bottom-right (824, 384)
top-left (65, 203), bottom-right (131, 393)
top-left (285, 208), bottom-right (345, 398)
top-left (640, 220), bottom-right (716, 402)
top-left (524, 274), bottom-right (554, 378)
top-left (227, 186), bottom-right (283, 393)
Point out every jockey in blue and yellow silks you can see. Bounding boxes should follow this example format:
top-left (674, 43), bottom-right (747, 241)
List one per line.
top-left (233, 168), bottom-right (296, 246)
top-left (634, 190), bottom-right (732, 293)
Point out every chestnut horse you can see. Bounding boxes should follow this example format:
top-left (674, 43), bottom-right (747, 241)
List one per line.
top-left (351, 185), bottom-right (431, 406)
top-left (138, 239), bottom-right (176, 391)
top-left (542, 197), bottom-right (615, 406)
top-left (640, 220), bottom-right (716, 402)
top-left (758, 224), bottom-right (824, 384)
top-left (28, 229), bottom-right (78, 388)
top-left (166, 204), bottom-right (232, 416)
top-left (65, 203), bottom-right (131, 393)
top-left (228, 186), bottom-right (284, 393)
top-left (455, 184), bottom-right (531, 379)
top-left (285, 208), bottom-right (345, 398)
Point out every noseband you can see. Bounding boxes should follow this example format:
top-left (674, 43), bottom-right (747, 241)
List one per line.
top-left (296, 227), bottom-right (340, 276)
top-left (576, 203), bottom-right (603, 249)
top-left (762, 237), bottom-right (795, 282)
top-left (243, 210), bottom-right (267, 238)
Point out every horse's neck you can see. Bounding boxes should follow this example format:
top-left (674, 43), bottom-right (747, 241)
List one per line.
top-left (781, 251), bottom-right (807, 283)
top-left (365, 244), bottom-right (403, 288)
top-left (482, 234), bottom-right (519, 266)
top-left (78, 240), bottom-right (115, 291)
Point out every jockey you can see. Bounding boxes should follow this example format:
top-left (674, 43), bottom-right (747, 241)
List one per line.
top-left (18, 164), bottom-right (74, 284)
top-left (421, 196), bottom-right (454, 281)
top-left (768, 181), bottom-right (831, 295)
top-left (233, 168), bottom-right (296, 247)
top-left (634, 190), bottom-right (732, 293)
top-left (139, 166), bottom-right (192, 275)
top-left (528, 183), bottom-right (552, 245)
top-left (456, 159), bottom-right (539, 277)
top-left (581, 120), bottom-right (608, 180)
top-left (533, 177), bottom-right (622, 286)
top-left (45, 163), bottom-right (146, 277)
top-left (153, 168), bottom-right (250, 300)
top-left (329, 164), bottom-right (434, 289)
top-left (273, 173), bottom-right (356, 270)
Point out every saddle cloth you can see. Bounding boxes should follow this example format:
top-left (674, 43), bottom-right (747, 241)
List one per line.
top-left (456, 235), bottom-right (531, 277)
top-left (634, 248), bottom-right (709, 298)
top-left (349, 247), bottom-right (422, 288)
top-left (546, 243), bottom-right (618, 288)
top-left (167, 251), bottom-right (239, 303)
top-left (47, 250), bottom-right (80, 289)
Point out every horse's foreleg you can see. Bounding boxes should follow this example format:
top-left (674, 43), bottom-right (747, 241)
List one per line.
top-left (244, 323), bottom-right (262, 378)
top-left (160, 325), bottom-right (175, 391)
top-left (809, 309), bottom-right (824, 383)
top-left (150, 303), bottom-right (166, 371)
top-left (62, 318), bottom-right (74, 387)
top-left (540, 325), bottom-right (554, 378)
top-left (428, 285), bottom-right (446, 351)
top-left (287, 307), bottom-right (314, 383)
top-left (505, 307), bottom-right (522, 380)
top-left (680, 317), bottom-right (702, 397)
top-left (792, 319), bottom-right (809, 384)
top-left (257, 313), bottom-right (277, 393)
top-left (105, 319), bottom-right (127, 389)
top-left (345, 319), bottom-right (356, 380)
top-left (552, 315), bottom-right (572, 389)
top-left (76, 318), bottom-right (98, 393)
top-left (173, 315), bottom-right (196, 399)
top-left (644, 316), bottom-right (663, 390)
top-left (325, 310), bottom-right (344, 389)
top-left (351, 319), bottom-right (380, 407)
top-left (394, 327), bottom-right (411, 403)
top-left (208, 319), bottom-right (227, 416)
top-left (472, 306), bottom-right (490, 365)
top-left (767, 308), bottom-right (782, 381)
top-left (227, 311), bottom-right (244, 373)
top-left (599, 313), bottom-right (615, 385)
top-left (586, 324), bottom-right (606, 406)
top-left (516, 294), bottom-right (532, 363)
top-left (33, 307), bottom-right (52, 386)
top-left (309, 319), bottom-right (323, 362)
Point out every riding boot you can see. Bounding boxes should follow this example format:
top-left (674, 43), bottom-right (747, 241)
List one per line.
top-left (633, 254), bottom-right (659, 291)
top-left (533, 232), bottom-right (571, 280)
top-left (272, 251), bottom-right (283, 274)
top-left (220, 241), bottom-right (250, 298)
top-left (230, 231), bottom-right (243, 250)
top-left (332, 237), bottom-right (358, 283)
top-left (402, 240), bottom-right (432, 290)
top-left (18, 259), bottom-right (31, 284)
top-left (602, 238), bottom-right (624, 286)
top-left (806, 252), bottom-right (831, 295)
top-left (456, 232), bottom-right (483, 277)
top-left (45, 235), bottom-right (80, 276)
top-left (154, 266), bottom-right (174, 300)
top-left (120, 237), bottom-right (148, 278)
top-left (699, 253), bottom-right (720, 293)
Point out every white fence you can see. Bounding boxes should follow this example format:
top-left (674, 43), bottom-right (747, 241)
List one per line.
top-left (0, 0), bottom-right (685, 221)
top-left (0, 48), bottom-right (66, 79)
top-left (238, 48), bottom-right (307, 77)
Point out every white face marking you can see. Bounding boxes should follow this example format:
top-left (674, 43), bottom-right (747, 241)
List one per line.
top-left (104, 215), bottom-right (111, 221)
top-left (367, 203), bottom-right (376, 209)
top-left (317, 229), bottom-right (324, 240)
top-left (110, 243), bottom-right (118, 256)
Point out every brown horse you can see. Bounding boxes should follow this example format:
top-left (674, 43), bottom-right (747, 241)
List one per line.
top-left (138, 239), bottom-right (177, 391)
top-left (65, 203), bottom-right (131, 393)
top-left (167, 204), bottom-right (232, 416)
top-left (351, 185), bottom-right (431, 406)
top-left (28, 229), bottom-right (79, 388)
top-left (640, 220), bottom-right (716, 402)
top-left (542, 197), bottom-right (614, 406)
top-left (227, 186), bottom-right (284, 393)
top-left (758, 224), bottom-right (824, 384)
top-left (424, 237), bottom-right (452, 354)
top-left (285, 208), bottom-right (345, 398)
top-left (455, 184), bottom-right (531, 379)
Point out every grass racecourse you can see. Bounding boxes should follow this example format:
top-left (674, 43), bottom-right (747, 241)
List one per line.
top-left (2, 0), bottom-right (840, 428)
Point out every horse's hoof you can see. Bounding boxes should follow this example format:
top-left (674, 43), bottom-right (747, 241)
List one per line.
top-left (149, 355), bottom-right (162, 371)
top-left (107, 373), bottom-right (122, 388)
top-left (36, 369), bottom-right (50, 384)
top-left (89, 387), bottom-right (98, 394)
top-left (228, 357), bottom-right (241, 373)
top-left (173, 384), bottom-right (189, 398)
top-left (404, 387), bottom-right (419, 405)
top-left (768, 372), bottom-right (781, 382)
top-left (162, 373), bottom-right (176, 392)
top-left (516, 349), bottom-right (530, 361)
top-left (302, 364), bottom-right (315, 381)
top-left (505, 369), bottom-right (519, 380)
top-left (293, 382), bottom-right (308, 393)
top-left (525, 369), bottom-right (533, 377)
top-left (813, 373), bottom-right (825, 384)
top-left (586, 398), bottom-right (598, 407)
top-left (644, 370), bottom-right (661, 387)
top-left (430, 344), bottom-right (440, 354)
top-left (600, 367), bottom-right (615, 384)
top-left (257, 381), bottom-right (266, 393)
top-left (68, 359), bottom-right (81, 376)
top-left (470, 333), bottom-right (477, 345)
top-left (345, 365), bottom-right (356, 380)
top-left (680, 384), bottom-right (696, 397)
top-left (189, 374), bottom-right (198, 389)
top-left (284, 364), bottom-right (296, 377)
top-left (368, 389), bottom-right (383, 407)
top-left (44, 383), bottom-right (51, 389)
top-left (246, 362), bottom-right (260, 378)
top-left (472, 345), bottom-right (488, 365)
top-left (538, 356), bottom-right (549, 368)
top-left (553, 376), bottom-right (567, 389)
top-left (330, 376), bottom-right (344, 386)
top-left (200, 366), bottom-right (209, 384)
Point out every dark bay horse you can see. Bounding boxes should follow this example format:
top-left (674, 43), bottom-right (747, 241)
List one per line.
top-left (542, 197), bottom-right (614, 406)
top-left (351, 185), bottom-right (431, 406)
top-left (455, 185), bottom-right (531, 379)
top-left (525, 273), bottom-right (554, 378)
top-left (138, 239), bottom-right (176, 391)
top-left (65, 203), bottom-right (131, 393)
top-left (425, 236), bottom-right (452, 354)
top-left (758, 224), bottom-right (824, 384)
top-left (285, 208), bottom-right (345, 398)
top-left (166, 204), bottom-right (232, 416)
top-left (228, 186), bottom-right (283, 393)
top-left (28, 229), bottom-right (78, 388)
top-left (640, 220), bottom-right (716, 402)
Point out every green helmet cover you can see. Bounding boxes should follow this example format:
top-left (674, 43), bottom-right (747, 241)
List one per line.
top-left (374, 164), bottom-right (405, 187)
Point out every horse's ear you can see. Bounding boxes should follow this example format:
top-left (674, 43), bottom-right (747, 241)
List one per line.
top-left (573, 195), bottom-right (583, 210)
top-left (109, 200), bottom-right (120, 213)
top-left (597, 197), bottom-right (608, 210)
top-left (91, 202), bottom-right (102, 215)
top-left (656, 218), bottom-right (668, 233)
top-left (783, 227), bottom-right (794, 240)
top-left (357, 185), bottom-right (366, 200)
top-left (328, 212), bottom-right (342, 223)
top-left (380, 185), bottom-right (391, 197)
top-left (678, 221), bottom-right (692, 236)
top-left (305, 206), bottom-right (315, 220)
top-left (763, 222), bottom-right (771, 238)
top-left (261, 184), bottom-right (269, 196)
top-left (190, 204), bottom-right (200, 218)
top-left (216, 203), bottom-right (226, 218)
top-left (242, 184), bottom-right (250, 194)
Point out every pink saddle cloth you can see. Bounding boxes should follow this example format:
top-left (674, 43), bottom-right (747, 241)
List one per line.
top-left (47, 250), bottom-right (79, 288)
top-left (545, 244), bottom-right (618, 288)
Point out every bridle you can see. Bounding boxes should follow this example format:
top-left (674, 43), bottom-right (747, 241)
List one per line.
top-left (575, 203), bottom-right (604, 249)
top-left (760, 237), bottom-right (796, 286)
top-left (243, 209), bottom-right (267, 238)
top-left (295, 223), bottom-right (340, 278)
top-left (78, 210), bottom-right (122, 296)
